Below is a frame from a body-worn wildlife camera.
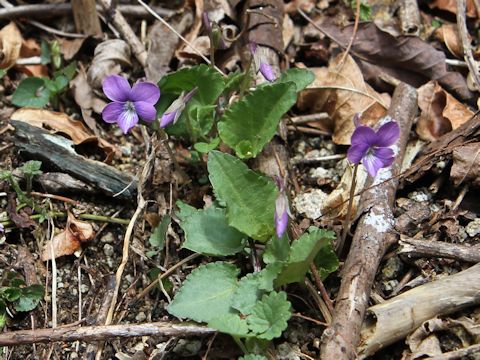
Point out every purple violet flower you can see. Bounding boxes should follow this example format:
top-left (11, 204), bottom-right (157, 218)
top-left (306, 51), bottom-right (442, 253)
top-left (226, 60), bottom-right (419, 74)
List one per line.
top-left (274, 177), bottom-right (289, 238)
top-left (249, 42), bottom-right (276, 82)
top-left (347, 117), bottom-right (400, 178)
top-left (102, 75), bottom-right (160, 134)
top-left (0, 223), bottom-right (3, 233)
top-left (160, 88), bottom-right (198, 128)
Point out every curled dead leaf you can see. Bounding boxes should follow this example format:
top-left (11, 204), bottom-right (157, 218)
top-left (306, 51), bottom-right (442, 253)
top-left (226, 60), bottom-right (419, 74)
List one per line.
top-left (451, 143), bottom-right (480, 187)
top-left (87, 39), bottom-right (131, 90)
top-left (41, 211), bottom-right (95, 261)
top-left (10, 108), bottom-right (117, 162)
top-left (417, 81), bottom-right (474, 141)
top-left (428, 0), bottom-right (477, 17)
top-left (0, 22), bottom-right (23, 69)
top-left (298, 55), bottom-right (391, 145)
top-left (434, 24), bottom-right (463, 59)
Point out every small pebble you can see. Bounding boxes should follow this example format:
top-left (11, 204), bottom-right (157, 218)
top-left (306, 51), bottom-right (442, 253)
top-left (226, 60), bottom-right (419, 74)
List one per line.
top-left (135, 311), bottom-right (146, 322)
top-left (80, 284), bottom-right (89, 294)
top-left (103, 244), bottom-right (114, 257)
top-left (101, 233), bottom-right (115, 243)
top-left (293, 189), bottom-right (328, 220)
top-left (466, 219), bottom-right (480, 237)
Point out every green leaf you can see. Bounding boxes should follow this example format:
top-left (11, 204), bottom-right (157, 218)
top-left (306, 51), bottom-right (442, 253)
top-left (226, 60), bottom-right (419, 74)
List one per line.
top-left (231, 264), bottom-right (282, 315)
top-left (0, 170), bottom-right (12, 180)
top-left (194, 137), bottom-right (220, 153)
top-left (14, 285), bottom-right (44, 312)
top-left (314, 240), bottom-right (339, 280)
top-left (158, 65), bottom-right (224, 139)
top-left (218, 82), bottom-right (297, 158)
top-left (0, 299), bottom-right (6, 327)
top-left (0, 287), bottom-right (21, 302)
top-left (247, 291), bottom-right (291, 340)
top-left (12, 78), bottom-right (50, 108)
top-left (276, 227), bottom-right (336, 286)
top-left (149, 215), bottom-right (170, 250)
top-left (276, 68), bottom-right (315, 92)
top-left (224, 71), bottom-right (245, 94)
top-left (168, 262), bottom-right (239, 323)
top-left (263, 234), bottom-right (290, 264)
top-left (40, 40), bottom-right (51, 65)
top-left (20, 160), bottom-right (42, 177)
top-left (176, 200), bottom-right (197, 221)
top-left (180, 206), bottom-right (246, 256)
top-left (208, 151), bottom-right (278, 241)
top-left (208, 314), bottom-right (250, 337)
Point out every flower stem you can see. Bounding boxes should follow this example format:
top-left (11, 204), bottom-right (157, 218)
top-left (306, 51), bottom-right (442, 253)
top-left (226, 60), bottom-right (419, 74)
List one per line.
top-left (337, 164), bottom-right (359, 254)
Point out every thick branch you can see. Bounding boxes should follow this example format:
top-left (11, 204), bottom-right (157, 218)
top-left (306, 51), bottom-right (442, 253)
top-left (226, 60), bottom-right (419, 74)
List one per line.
top-left (320, 83), bottom-right (418, 359)
top-left (398, 237), bottom-right (480, 263)
top-left (0, 322), bottom-right (215, 346)
top-left (359, 263), bottom-right (480, 358)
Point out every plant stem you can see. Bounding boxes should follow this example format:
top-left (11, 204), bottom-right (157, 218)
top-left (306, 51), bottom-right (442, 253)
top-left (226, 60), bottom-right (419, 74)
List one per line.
top-left (337, 164), bottom-right (359, 254)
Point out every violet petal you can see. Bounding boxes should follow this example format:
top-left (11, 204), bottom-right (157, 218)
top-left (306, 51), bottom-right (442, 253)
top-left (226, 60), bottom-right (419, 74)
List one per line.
top-left (0, 223), bottom-right (4, 233)
top-left (275, 210), bottom-right (288, 238)
top-left (350, 125), bottom-right (377, 147)
top-left (375, 121), bottom-right (400, 147)
top-left (102, 102), bottom-right (125, 124)
top-left (117, 108), bottom-right (139, 134)
top-left (374, 147), bottom-right (395, 167)
top-left (363, 153), bottom-right (384, 177)
top-left (103, 75), bottom-right (131, 102)
top-left (130, 82), bottom-right (161, 104)
top-left (134, 101), bottom-right (157, 122)
top-left (160, 111), bottom-right (177, 128)
top-left (259, 63), bottom-right (276, 82)
top-left (347, 143), bottom-right (369, 164)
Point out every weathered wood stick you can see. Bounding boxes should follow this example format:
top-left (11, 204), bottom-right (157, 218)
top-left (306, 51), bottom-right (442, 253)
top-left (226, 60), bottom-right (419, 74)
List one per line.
top-left (0, 4), bottom-right (174, 20)
top-left (0, 321), bottom-right (216, 346)
top-left (358, 263), bottom-right (480, 358)
top-left (429, 343), bottom-right (480, 360)
top-left (398, 237), bottom-right (480, 263)
top-left (96, 0), bottom-right (147, 67)
top-left (320, 83), bottom-right (417, 359)
top-left (72, 0), bottom-right (102, 37)
top-left (12, 120), bottom-right (136, 200)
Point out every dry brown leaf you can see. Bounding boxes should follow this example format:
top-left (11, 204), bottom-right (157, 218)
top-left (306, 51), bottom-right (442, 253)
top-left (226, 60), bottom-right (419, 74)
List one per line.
top-left (41, 211), bottom-right (95, 261)
top-left (417, 81), bottom-right (474, 141)
top-left (16, 38), bottom-right (49, 77)
top-left (71, 67), bottom-right (101, 135)
top-left (434, 24), bottom-right (463, 59)
top-left (319, 20), bottom-right (475, 104)
top-left (59, 38), bottom-right (86, 61)
top-left (87, 39), bottom-right (131, 90)
top-left (10, 108), bottom-right (117, 162)
top-left (298, 55), bottom-right (391, 144)
top-left (0, 22), bottom-right (23, 69)
top-left (321, 163), bottom-right (368, 218)
top-left (176, 0), bottom-right (203, 57)
top-left (451, 143), bottom-right (480, 187)
top-left (428, 0), bottom-right (477, 17)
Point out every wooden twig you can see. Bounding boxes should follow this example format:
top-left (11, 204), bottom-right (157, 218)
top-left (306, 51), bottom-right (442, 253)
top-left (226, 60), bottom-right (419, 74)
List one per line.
top-left (85, 275), bottom-right (115, 358)
top-left (72, 0), bottom-right (102, 36)
top-left (320, 83), bottom-right (417, 360)
top-left (0, 3), bottom-right (174, 20)
top-left (398, 237), bottom-right (480, 263)
top-left (457, 0), bottom-right (480, 90)
top-left (429, 343), bottom-right (480, 360)
top-left (12, 120), bottom-right (136, 200)
top-left (399, 0), bottom-right (421, 35)
top-left (97, 0), bottom-right (147, 67)
top-left (289, 112), bottom-right (330, 125)
top-left (0, 321), bottom-right (215, 346)
top-left (358, 263), bottom-right (480, 358)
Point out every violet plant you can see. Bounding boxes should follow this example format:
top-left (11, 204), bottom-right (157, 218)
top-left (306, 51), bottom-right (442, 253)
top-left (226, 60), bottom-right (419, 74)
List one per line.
top-left (337, 115), bottom-right (400, 253)
top-left (99, 56), bottom-right (337, 357)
